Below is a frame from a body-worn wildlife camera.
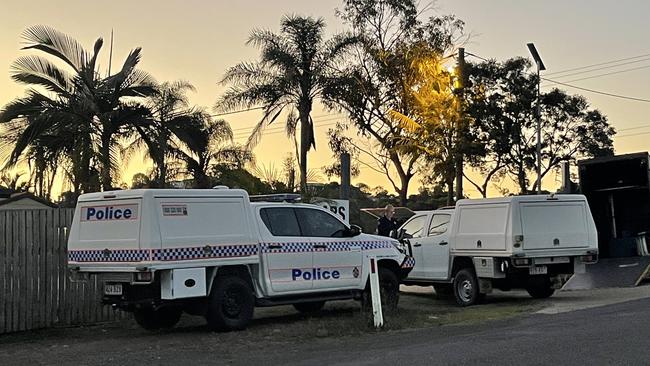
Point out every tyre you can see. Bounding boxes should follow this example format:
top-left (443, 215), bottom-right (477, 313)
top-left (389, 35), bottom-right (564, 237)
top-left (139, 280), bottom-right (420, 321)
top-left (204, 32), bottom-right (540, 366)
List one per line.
top-left (433, 284), bottom-right (453, 297)
top-left (362, 267), bottom-right (400, 313)
top-left (453, 268), bottom-right (480, 307)
top-left (293, 301), bottom-right (326, 314)
top-left (206, 275), bottom-right (255, 332)
top-left (526, 276), bottom-right (555, 299)
top-left (134, 307), bottom-right (182, 330)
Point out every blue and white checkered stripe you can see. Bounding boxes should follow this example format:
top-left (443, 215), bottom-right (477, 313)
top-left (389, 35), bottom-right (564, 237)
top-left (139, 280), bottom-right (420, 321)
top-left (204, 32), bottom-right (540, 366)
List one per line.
top-left (401, 256), bottom-right (416, 269)
top-left (68, 244), bottom-right (258, 263)
top-left (359, 241), bottom-right (395, 251)
top-left (261, 242), bottom-right (312, 253)
top-left (68, 249), bottom-right (151, 262)
top-left (153, 244), bottom-right (258, 261)
top-left (260, 240), bottom-right (394, 253)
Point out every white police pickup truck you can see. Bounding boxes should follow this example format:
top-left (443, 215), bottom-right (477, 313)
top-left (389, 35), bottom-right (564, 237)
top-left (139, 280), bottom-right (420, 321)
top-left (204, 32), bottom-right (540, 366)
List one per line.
top-left (67, 188), bottom-right (413, 331)
top-left (399, 195), bottom-right (598, 306)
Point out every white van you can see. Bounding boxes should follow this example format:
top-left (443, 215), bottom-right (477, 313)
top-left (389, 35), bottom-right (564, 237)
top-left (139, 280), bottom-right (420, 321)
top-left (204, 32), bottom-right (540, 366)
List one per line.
top-left (67, 189), bottom-right (413, 331)
top-left (400, 194), bottom-right (598, 305)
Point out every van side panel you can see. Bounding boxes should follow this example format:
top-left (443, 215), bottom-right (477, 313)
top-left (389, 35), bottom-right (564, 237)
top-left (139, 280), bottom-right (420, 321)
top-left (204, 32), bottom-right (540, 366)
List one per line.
top-left (454, 203), bottom-right (509, 251)
top-left (520, 202), bottom-right (590, 250)
top-left (155, 197), bottom-right (258, 261)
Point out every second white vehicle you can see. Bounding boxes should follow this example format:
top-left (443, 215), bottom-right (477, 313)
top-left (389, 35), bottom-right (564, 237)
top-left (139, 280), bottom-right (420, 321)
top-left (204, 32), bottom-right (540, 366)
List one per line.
top-left (399, 194), bottom-right (598, 306)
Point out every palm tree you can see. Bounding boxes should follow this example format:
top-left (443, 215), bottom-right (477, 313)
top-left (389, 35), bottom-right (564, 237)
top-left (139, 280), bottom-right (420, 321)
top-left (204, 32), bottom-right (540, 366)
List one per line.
top-left (172, 113), bottom-right (253, 188)
top-left (125, 80), bottom-right (198, 187)
top-left (216, 15), bottom-right (357, 192)
top-left (0, 25), bottom-right (156, 193)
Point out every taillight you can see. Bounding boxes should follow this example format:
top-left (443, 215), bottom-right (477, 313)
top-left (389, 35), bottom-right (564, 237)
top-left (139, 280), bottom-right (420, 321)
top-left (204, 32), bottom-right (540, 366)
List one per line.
top-left (134, 271), bottom-right (153, 282)
top-left (580, 255), bottom-right (597, 263)
top-left (513, 258), bottom-right (531, 266)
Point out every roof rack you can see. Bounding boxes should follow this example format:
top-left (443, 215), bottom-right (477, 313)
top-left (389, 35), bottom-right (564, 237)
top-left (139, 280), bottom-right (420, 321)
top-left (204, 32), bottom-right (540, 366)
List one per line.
top-left (249, 193), bottom-right (302, 203)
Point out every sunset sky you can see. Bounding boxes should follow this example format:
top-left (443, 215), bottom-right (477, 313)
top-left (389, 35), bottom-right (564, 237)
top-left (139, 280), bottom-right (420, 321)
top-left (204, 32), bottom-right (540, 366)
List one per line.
top-left (1, 0), bottom-right (649, 197)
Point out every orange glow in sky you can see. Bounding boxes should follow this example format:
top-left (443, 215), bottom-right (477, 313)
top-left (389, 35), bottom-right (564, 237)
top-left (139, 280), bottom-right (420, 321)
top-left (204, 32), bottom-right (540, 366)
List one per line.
top-left (1, 0), bottom-right (648, 197)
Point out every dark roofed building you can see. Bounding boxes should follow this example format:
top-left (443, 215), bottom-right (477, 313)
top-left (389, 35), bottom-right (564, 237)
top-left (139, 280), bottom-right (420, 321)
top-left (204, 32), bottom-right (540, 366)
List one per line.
top-left (0, 191), bottom-right (58, 210)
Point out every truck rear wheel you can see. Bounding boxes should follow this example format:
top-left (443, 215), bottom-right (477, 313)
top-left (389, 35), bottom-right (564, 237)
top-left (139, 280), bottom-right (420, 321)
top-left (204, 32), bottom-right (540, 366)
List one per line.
top-left (453, 268), bottom-right (480, 307)
top-left (293, 301), bottom-right (326, 314)
top-left (206, 275), bottom-right (255, 332)
top-left (134, 307), bottom-right (182, 330)
top-left (526, 276), bottom-right (555, 299)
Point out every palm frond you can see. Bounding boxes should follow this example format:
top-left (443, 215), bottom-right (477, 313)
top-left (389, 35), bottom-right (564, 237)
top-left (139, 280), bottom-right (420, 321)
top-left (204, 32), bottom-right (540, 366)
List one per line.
top-left (10, 55), bottom-right (74, 94)
top-left (21, 25), bottom-right (88, 72)
top-left (388, 109), bottom-right (421, 133)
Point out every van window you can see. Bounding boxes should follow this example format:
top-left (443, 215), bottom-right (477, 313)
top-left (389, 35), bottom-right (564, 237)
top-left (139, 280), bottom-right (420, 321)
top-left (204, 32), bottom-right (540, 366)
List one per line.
top-left (428, 214), bottom-right (450, 236)
top-left (296, 208), bottom-right (347, 237)
top-left (402, 215), bottom-right (426, 238)
top-left (260, 208), bottom-right (301, 237)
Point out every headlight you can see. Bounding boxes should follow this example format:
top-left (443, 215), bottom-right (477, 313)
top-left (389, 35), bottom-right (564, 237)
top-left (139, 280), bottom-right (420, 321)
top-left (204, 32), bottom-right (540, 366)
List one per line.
top-left (391, 241), bottom-right (406, 253)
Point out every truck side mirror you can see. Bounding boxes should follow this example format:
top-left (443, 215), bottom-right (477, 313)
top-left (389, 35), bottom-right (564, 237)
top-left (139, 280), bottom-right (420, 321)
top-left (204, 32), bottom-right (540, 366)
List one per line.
top-left (348, 224), bottom-right (362, 237)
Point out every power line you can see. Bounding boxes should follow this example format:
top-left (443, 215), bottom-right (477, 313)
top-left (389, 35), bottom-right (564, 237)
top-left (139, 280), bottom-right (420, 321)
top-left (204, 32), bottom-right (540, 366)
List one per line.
top-left (616, 130), bottom-right (650, 138)
top-left (210, 106), bottom-right (265, 117)
top-left (543, 64), bottom-right (650, 86)
top-left (541, 78), bottom-right (650, 103)
top-left (545, 57), bottom-right (650, 80)
top-left (545, 52), bottom-right (650, 76)
top-left (618, 124), bottom-right (650, 132)
top-left (233, 121), bottom-right (341, 140)
top-left (229, 112), bottom-right (345, 133)
top-left (232, 115), bottom-right (347, 139)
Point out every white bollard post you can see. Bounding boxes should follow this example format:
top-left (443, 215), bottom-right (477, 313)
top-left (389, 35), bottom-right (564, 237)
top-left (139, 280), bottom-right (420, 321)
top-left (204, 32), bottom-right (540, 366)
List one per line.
top-left (368, 255), bottom-right (384, 328)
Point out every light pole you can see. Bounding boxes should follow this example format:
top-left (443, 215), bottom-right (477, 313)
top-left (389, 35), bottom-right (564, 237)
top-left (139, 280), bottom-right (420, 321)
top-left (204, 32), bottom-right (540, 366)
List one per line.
top-left (527, 43), bottom-right (546, 195)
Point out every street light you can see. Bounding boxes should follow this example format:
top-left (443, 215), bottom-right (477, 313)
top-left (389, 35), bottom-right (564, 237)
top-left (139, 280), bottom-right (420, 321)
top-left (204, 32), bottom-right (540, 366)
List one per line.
top-left (527, 43), bottom-right (546, 195)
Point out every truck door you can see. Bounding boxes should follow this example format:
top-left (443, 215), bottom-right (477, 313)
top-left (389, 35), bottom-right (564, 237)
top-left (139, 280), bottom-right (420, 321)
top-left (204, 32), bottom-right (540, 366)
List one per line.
top-left (401, 215), bottom-right (428, 278)
top-left (422, 214), bottom-right (452, 279)
top-left (296, 207), bottom-right (364, 290)
top-left (258, 207), bottom-right (313, 294)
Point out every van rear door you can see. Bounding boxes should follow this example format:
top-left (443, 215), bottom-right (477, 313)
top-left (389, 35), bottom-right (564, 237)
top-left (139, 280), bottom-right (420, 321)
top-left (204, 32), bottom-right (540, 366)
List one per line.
top-left (520, 201), bottom-right (590, 251)
top-left (68, 198), bottom-right (144, 262)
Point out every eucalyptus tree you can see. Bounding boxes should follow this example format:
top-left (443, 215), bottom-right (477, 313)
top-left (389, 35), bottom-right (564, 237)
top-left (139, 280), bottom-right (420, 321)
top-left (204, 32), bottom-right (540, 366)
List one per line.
top-left (217, 15), bottom-right (357, 192)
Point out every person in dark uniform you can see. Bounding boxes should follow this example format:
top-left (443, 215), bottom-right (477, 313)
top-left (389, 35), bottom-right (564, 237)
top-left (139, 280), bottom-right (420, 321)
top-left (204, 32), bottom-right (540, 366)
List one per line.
top-left (377, 204), bottom-right (398, 236)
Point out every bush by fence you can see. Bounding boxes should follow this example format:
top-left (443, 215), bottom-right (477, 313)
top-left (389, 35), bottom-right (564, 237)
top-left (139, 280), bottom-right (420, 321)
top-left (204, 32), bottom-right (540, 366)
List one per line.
top-left (0, 209), bottom-right (124, 334)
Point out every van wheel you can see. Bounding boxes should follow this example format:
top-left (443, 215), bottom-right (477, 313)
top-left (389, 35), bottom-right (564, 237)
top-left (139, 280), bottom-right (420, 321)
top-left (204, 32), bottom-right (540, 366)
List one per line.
top-left (453, 268), bottom-right (480, 307)
top-left (293, 301), bottom-right (326, 314)
top-left (134, 307), bottom-right (182, 330)
top-left (206, 275), bottom-right (255, 332)
top-left (362, 267), bottom-right (400, 313)
top-left (526, 276), bottom-right (555, 299)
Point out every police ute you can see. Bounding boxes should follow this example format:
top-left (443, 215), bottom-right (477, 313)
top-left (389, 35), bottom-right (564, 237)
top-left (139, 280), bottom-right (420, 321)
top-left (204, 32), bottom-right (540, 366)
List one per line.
top-left (67, 188), bottom-right (414, 331)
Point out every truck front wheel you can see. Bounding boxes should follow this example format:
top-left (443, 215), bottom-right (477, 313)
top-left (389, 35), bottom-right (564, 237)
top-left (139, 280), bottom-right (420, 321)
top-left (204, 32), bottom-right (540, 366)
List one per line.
top-left (206, 275), bottom-right (255, 332)
top-left (453, 268), bottom-right (480, 307)
top-left (526, 276), bottom-right (555, 299)
top-left (362, 267), bottom-right (400, 313)
top-left (134, 307), bottom-right (182, 330)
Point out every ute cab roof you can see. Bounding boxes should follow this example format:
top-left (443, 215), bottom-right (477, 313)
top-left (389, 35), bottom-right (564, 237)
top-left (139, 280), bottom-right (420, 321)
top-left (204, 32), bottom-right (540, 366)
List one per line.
top-left (77, 188), bottom-right (250, 202)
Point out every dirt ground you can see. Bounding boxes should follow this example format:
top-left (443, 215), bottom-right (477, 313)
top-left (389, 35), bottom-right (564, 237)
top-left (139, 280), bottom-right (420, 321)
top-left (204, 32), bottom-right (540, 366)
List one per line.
top-left (0, 285), bottom-right (546, 365)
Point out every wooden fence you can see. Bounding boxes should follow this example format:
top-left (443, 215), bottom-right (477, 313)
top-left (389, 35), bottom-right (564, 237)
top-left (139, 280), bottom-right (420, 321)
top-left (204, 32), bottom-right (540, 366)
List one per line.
top-left (0, 209), bottom-right (125, 334)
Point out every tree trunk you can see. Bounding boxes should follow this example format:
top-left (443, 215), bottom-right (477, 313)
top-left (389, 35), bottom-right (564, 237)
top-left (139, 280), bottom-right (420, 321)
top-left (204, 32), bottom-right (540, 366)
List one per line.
top-left (299, 108), bottom-right (311, 194)
top-left (446, 176), bottom-right (454, 206)
top-left (99, 130), bottom-right (113, 191)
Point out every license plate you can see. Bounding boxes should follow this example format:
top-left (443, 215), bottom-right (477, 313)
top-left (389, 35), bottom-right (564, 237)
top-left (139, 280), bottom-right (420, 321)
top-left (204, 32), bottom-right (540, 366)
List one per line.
top-left (529, 265), bottom-right (548, 275)
top-left (104, 283), bottom-right (123, 296)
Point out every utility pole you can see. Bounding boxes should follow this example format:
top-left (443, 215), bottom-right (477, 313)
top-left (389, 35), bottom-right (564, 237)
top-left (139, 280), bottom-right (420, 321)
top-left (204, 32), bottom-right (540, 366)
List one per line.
top-left (455, 48), bottom-right (466, 202)
top-left (527, 43), bottom-right (546, 194)
top-left (340, 152), bottom-right (351, 200)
